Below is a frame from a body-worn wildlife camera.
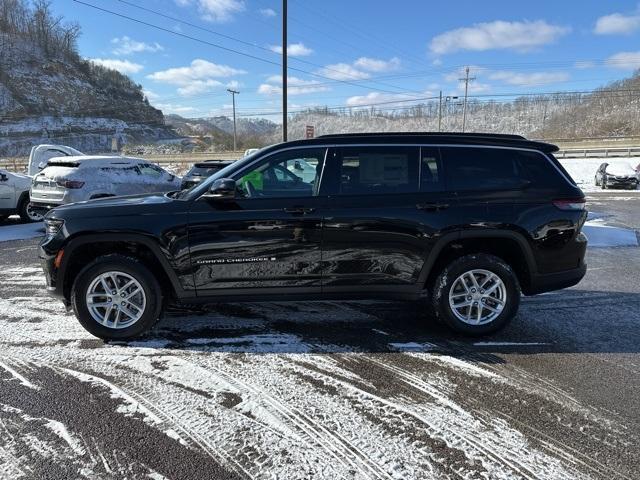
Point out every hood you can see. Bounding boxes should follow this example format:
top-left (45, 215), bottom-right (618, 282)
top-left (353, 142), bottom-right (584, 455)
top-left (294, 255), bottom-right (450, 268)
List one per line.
top-left (606, 164), bottom-right (636, 176)
top-left (46, 192), bottom-right (181, 220)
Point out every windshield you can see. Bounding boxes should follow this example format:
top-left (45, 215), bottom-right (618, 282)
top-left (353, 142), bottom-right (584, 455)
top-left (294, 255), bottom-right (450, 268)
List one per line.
top-left (177, 152), bottom-right (263, 199)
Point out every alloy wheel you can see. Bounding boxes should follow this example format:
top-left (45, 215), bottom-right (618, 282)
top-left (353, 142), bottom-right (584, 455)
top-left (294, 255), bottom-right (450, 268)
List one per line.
top-left (85, 271), bottom-right (146, 329)
top-left (448, 269), bottom-right (507, 325)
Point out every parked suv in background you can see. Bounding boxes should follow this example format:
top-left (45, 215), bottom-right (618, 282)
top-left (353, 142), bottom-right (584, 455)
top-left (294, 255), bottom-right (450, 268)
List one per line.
top-left (30, 156), bottom-right (180, 214)
top-left (0, 169), bottom-right (41, 222)
top-left (40, 133), bottom-right (587, 340)
top-left (181, 160), bottom-right (234, 190)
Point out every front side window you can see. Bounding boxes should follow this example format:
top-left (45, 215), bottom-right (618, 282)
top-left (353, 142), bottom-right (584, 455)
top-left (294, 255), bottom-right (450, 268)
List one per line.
top-left (337, 146), bottom-right (419, 195)
top-left (235, 148), bottom-right (326, 198)
top-left (442, 147), bottom-right (528, 191)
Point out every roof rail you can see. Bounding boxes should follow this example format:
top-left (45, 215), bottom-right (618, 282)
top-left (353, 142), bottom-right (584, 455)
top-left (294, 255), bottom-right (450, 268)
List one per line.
top-left (317, 132), bottom-right (526, 140)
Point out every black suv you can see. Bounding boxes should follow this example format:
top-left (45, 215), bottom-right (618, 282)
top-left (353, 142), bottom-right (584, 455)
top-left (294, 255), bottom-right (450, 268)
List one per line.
top-left (40, 133), bottom-right (587, 340)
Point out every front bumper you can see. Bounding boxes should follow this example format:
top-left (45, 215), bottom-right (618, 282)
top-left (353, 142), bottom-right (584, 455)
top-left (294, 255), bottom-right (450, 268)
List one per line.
top-left (605, 177), bottom-right (638, 189)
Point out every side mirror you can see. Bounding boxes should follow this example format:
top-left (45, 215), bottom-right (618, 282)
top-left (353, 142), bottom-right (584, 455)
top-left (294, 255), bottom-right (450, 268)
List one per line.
top-left (203, 178), bottom-right (236, 200)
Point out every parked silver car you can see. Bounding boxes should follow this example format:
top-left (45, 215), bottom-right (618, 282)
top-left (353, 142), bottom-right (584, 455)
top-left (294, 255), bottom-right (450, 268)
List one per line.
top-left (30, 156), bottom-right (181, 213)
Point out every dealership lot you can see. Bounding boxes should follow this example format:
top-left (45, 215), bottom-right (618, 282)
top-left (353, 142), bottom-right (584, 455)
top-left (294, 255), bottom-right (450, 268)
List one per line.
top-left (0, 191), bottom-right (639, 480)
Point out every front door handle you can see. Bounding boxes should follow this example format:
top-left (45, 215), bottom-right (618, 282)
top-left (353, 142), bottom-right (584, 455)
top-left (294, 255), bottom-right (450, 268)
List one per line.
top-left (284, 206), bottom-right (316, 214)
top-left (416, 202), bottom-right (449, 212)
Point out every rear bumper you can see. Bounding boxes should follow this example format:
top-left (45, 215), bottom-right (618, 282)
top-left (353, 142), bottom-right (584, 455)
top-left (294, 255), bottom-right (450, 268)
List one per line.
top-left (527, 263), bottom-right (587, 295)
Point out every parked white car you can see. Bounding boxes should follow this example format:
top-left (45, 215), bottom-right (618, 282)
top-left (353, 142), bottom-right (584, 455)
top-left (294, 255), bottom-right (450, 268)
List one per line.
top-left (0, 169), bottom-right (41, 222)
top-left (28, 144), bottom-right (84, 176)
top-left (30, 156), bottom-right (181, 213)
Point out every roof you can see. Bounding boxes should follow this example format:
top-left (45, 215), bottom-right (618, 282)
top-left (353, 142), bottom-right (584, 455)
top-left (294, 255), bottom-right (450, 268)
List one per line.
top-left (50, 155), bottom-right (144, 163)
top-left (272, 132), bottom-right (559, 153)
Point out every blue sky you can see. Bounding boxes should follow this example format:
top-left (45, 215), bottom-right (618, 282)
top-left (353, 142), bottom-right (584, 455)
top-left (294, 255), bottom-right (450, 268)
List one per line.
top-left (53, 0), bottom-right (640, 120)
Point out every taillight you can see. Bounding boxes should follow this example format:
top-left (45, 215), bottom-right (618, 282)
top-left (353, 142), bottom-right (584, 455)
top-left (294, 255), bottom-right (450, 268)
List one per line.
top-left (553, 198), bottom-right (586, 211)
top-left (57, 180), bottom-right (85, 189)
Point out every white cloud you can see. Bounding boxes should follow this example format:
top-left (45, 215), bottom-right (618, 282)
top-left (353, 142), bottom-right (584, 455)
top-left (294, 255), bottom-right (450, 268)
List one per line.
top-left (259, 8), bottom-right (276, 17)
top-left (155, 102), bottom-right (197, 115)
top-left (148, 59), bottom-right (245, 96)
top-left (111, 36), bottom-right (163, 55)
top-left (595, 12), bottom-right (640, 35)
top-left (176, 0), bottom-right (244, 22)
top-left (90, 58), bottom-right (143, 74)
top-left (488, 71), bottom-right (570, 86)
top-left (353, 57), bottom-right (400, 72)
top-left (258, 75), bottom-right (329, 96)
top-left (606, 51), bottom-right (640, 70)
top-left (430, 20), bottom-right (570, 54)
top-left (345, 91), bottom-right (427, 108)
top-left (317, 63), bottom-right (370, 81)
top-left (269, 42), bottom-right (313, 56)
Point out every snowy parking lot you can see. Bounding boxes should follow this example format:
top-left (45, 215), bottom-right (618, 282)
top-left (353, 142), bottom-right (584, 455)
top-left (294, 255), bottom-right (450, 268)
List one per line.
top-left (1, 191), bottom-right (639, 479)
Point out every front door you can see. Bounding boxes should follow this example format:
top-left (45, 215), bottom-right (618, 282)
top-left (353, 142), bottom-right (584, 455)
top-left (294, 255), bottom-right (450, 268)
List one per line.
top-left (187, 147), bottom-right (327, 294)
top-left (0, 170), bottom-right (15, 211)
top-left (321, 146), bottom-right (452, 290)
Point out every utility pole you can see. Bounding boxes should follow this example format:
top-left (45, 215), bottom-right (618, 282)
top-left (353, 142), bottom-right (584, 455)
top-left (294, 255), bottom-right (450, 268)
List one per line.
top-left (459, 67), bottom-right (475, 132)
top-left (438, 91), bottom-right (443, 132)
top-left (282, 0), bottom-right (288, 141)
top-left (227, 88), bottom-right (239, 151)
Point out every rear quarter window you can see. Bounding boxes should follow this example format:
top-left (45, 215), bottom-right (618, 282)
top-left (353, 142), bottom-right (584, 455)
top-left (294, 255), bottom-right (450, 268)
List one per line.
top-left (442, 147), bottom-right (527, 191)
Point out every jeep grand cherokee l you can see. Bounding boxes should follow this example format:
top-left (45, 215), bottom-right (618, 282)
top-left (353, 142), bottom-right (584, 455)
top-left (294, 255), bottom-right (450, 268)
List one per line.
top-left (40, 133), bottom-right (587, 340)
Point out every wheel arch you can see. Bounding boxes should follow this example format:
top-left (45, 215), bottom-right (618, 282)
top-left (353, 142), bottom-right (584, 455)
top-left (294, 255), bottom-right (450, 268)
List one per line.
top-left (59, 233), bottom-right (185, 302)
top-left (419, 230), bottom-right (536, 294)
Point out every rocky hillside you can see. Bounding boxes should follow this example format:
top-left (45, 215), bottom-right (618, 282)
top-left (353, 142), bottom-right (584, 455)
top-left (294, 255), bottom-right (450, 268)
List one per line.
top-left (0, 0), bottom-right (178, 156)
top-left (165, 114), bottom-right (277, 150)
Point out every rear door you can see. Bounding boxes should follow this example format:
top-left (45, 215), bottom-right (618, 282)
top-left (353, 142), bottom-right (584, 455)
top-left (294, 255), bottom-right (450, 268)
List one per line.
top-left (187, 147), bottom-right (327, 294)
top-left (321, 145), bottom-right (451, 291)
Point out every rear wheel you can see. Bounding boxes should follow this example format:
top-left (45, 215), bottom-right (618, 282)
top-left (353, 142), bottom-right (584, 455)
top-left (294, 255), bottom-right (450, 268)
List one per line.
top-left (18, 196), bottom-right (42, 222)
top-left (431, 254), bottom-right (520, 336)
top-left (71, 254), bottom-right (163, 340)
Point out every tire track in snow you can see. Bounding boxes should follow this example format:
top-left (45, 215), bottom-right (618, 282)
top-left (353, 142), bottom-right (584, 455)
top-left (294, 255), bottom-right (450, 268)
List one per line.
top-left (290, 353), bottom-right (592, 480)
top-left (107, 353), bottom-right (394, 480)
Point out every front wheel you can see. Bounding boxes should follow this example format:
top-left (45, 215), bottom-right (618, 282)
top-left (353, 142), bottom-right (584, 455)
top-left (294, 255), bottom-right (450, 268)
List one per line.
top-left (71, 254), bottom-right (163, 340)
top-left (431, 254), bottom-right (520, 336)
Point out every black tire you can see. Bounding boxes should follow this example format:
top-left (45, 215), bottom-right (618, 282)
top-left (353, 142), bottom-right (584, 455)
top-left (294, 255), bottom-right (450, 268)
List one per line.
top-left (18, 195), bottom-right (42, 223)
top-left (71, 254), bottom-right (163, 340)
top-left (431, 253), bottom-right (520, 336)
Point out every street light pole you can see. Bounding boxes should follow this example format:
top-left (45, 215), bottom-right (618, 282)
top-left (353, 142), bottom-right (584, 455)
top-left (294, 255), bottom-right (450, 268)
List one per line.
top-left (438, 90), bottom-right (442, 132)
top-left (227, 88), bottom-right (239, 151)
top-left (282, 0), bottom-right (288, 141)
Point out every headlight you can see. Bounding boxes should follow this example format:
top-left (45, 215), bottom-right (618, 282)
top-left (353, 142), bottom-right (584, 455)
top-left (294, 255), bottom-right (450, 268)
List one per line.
top-left (45, 219), bottom-right (64, 237)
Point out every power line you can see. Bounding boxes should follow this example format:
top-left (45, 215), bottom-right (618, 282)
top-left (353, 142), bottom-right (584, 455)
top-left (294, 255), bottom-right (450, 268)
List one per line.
top-left (93, 0), bottom-right (424, 97)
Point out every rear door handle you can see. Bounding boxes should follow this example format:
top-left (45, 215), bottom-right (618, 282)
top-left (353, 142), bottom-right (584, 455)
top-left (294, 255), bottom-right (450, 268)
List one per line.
top-left (416, 202), bottom-right (449, 211)
top-left (284, 206), bottom-right (316, 214)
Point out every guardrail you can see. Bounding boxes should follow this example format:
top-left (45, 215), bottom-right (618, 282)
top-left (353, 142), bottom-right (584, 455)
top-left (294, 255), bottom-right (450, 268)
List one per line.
top-left (556, 147), bottom-right (640, 158)
top-left (0, 151), bottom-right (245, 174)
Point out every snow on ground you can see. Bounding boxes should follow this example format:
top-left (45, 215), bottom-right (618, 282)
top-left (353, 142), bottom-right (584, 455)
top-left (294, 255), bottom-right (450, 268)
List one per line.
top-left (559, 157), bottom-right (640, 192)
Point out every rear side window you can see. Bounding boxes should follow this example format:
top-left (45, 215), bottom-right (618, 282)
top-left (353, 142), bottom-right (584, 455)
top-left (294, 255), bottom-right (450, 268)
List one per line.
top-left (519, 151), bottom-right (571, 188)
top-left (337, 146), bottom-right (419, 195)
top-left (442, 147), bottom-right (530, 191)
